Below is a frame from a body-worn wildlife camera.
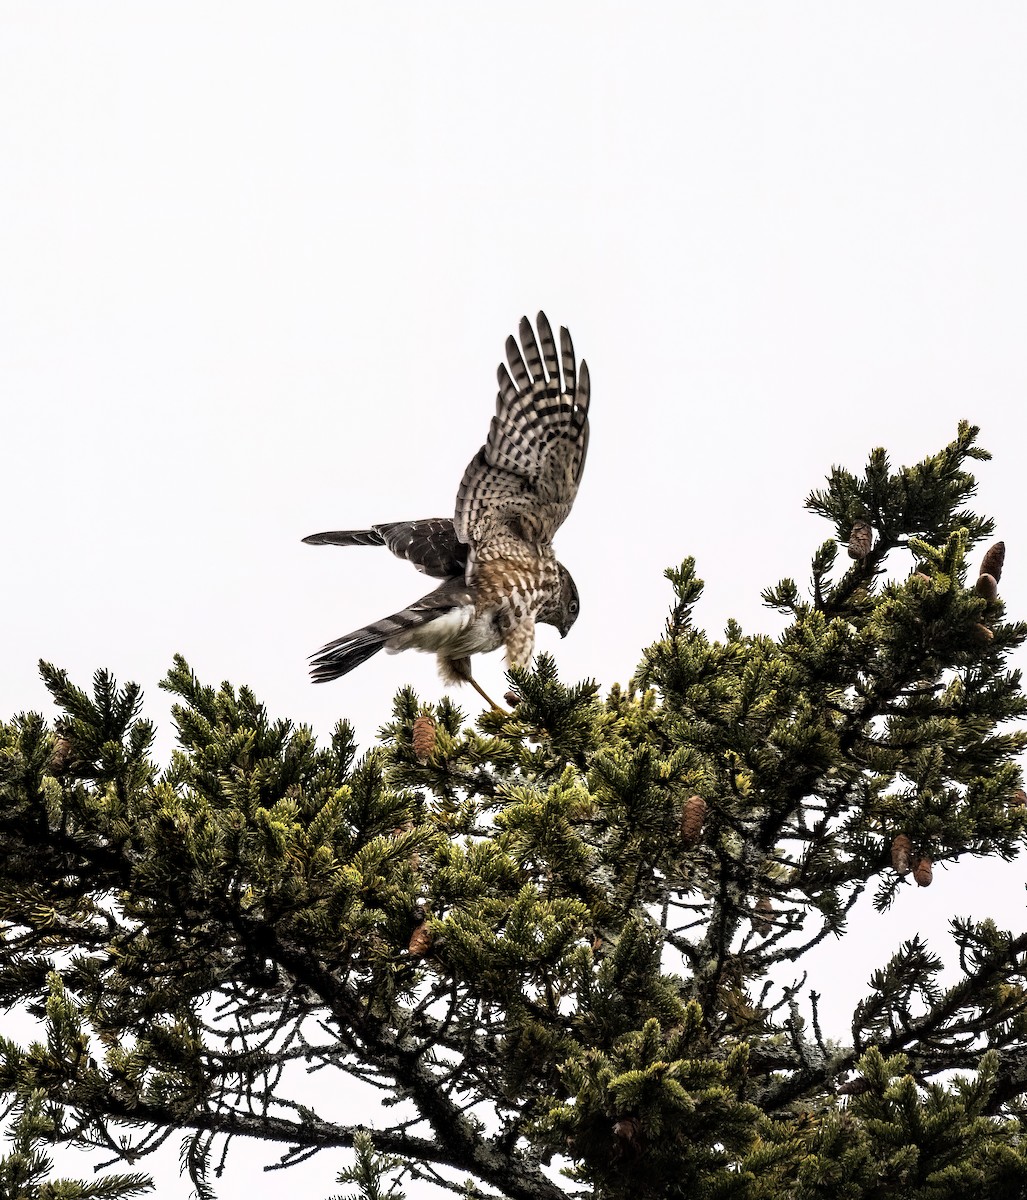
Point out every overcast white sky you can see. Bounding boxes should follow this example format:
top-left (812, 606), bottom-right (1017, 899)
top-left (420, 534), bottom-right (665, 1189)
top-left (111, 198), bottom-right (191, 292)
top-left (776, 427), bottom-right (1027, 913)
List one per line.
top-left (3, 3), bottom-right (1027, 1196)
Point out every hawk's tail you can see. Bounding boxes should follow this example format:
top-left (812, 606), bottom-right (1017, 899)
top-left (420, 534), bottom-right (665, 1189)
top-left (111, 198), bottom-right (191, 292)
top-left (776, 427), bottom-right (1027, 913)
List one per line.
top-left (309, 624), bottom-right (389, 682)
top-left (308, 579), bottom-right (470, 684)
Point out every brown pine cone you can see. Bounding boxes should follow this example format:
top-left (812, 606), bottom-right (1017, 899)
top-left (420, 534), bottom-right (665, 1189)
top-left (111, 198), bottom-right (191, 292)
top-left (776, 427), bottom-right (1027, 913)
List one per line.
top-left (972, 623), bottom-right (994, 646)
top-left (847, 519), bottom-right (873, 560)
top-left (48, 736), bottom-right (74, 775)
top-left (753, 895), bottom-right (774, 936)
top-left (975, 573), bottom-right (999, 603)
top-left (1010, 790), bottom-right (1027, 807)
top-left (913, 856), bottom-right (933, 887)
top-left (612, 1115), bottom-right (645, 1161)
top-left (891, 833), bottom-right (912, 876)
top-left (408, 921), bottom-right (433, 957)
top-left (411, 715), bottom-right (436, 763)
top-left (680, 795), bottom-right (707, 847)
top-left (980, 541), bottom-right (1005, 583)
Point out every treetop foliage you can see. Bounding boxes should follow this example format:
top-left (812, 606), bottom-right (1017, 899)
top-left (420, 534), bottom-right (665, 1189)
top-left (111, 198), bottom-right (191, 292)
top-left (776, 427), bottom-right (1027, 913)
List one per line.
top-left (2, 421), bottom-right (1027, 1199)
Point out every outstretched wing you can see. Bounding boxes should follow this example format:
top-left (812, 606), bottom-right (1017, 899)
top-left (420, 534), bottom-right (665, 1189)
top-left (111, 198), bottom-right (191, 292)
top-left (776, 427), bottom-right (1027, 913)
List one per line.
top-left (454, 312), bottom-right (589, 563)
top-left (302, 518), bottom-right (467, 579)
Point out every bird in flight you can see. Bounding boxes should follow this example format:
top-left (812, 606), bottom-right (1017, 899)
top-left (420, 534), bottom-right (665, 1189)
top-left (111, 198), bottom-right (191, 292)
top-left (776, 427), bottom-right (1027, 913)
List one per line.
top-left (303, 312), bottom-right (590, 709)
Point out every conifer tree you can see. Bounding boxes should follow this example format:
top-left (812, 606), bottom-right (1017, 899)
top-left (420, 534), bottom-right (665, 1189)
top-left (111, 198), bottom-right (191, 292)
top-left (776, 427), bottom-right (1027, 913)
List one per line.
top-left (2, 421), bottom-right (1027, 1199)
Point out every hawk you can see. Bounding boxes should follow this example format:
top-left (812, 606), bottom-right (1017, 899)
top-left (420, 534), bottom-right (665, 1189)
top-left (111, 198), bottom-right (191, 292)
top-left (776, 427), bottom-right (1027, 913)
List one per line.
top-left (304, 312), bottom-right (590, 708)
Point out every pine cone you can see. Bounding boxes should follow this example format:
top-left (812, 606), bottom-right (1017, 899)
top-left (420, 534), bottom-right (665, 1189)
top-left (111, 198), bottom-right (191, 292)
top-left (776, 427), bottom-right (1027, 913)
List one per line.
top-left (408, 920), bottom-right (433, 958)
top-left (972, 623), bottom-right (994, 646)
top-left (1010, 790), bottom-right (1027, 807)
top-left (679, 795), bottom-right (707, 847)
top-left (847, 519), bottom-right (873, 560)
top-left (980, 541), bottom-right (1005, 583)
top-left (891, 834), bottom-right (912, 876)
top-left (48, 736), bottom-right (74, 775)
top-left (975, 573), bottom-right (999, 603)
top-left (411, 715), bottom-right (436, 764)
top-left (837, 1076), bottom-right (872, 1096)
top-left (913, 856), bottom-right (933, 887)
top-left (503, 690), bottom-right (522, 707)
top-left (753, 896), bottom-right (774, 936)
top-left (612, 1115), bottom-right (645, 1161)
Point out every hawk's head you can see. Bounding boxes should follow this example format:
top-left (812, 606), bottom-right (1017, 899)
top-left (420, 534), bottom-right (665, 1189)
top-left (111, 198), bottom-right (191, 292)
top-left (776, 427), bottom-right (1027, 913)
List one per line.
top-left (538, 562), bottom-right (580, 639)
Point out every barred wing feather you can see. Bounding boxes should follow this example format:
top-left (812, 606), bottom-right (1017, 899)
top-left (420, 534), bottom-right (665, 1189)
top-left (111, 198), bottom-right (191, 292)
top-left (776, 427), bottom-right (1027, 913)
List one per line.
top-left (455, 312), bottom-right (589, 558)
top-left (303, 518), bottom-right (467, 579)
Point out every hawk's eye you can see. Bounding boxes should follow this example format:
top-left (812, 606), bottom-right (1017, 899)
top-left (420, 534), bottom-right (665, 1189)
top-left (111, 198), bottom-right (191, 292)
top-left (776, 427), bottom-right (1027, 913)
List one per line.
top-left (569, 599), bottom-right (579, 616)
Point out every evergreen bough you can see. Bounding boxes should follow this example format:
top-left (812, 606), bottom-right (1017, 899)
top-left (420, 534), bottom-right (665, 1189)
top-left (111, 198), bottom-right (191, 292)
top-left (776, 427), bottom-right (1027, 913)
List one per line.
top-left (2, 422), bottom-right (1027, 1199)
